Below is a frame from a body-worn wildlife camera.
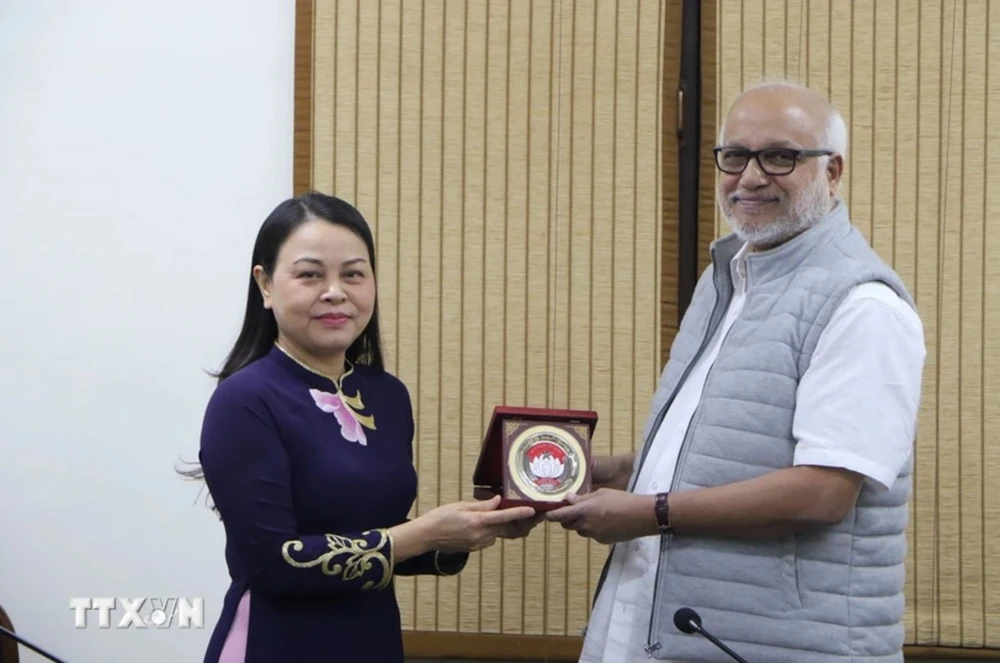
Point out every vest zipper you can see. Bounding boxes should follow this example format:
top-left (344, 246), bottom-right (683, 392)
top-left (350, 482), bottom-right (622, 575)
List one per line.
top-left (589, 287), bottom-right (725, 612)
top-left (643, 272), bottom-right (732, 654)
top-left (646, 264), bottom-right (747, 651)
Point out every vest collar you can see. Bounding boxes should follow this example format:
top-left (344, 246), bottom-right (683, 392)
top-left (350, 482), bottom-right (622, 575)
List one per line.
top-left (710, 200), bottom-right (852, 286)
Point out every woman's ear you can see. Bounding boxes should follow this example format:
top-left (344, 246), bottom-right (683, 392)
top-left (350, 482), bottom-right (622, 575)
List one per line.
top-left (252, 266), bottom-right (272, 310)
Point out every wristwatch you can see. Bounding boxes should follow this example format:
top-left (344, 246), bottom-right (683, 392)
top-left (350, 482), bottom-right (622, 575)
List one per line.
top-left (654, 492), bottom-right (673, 533)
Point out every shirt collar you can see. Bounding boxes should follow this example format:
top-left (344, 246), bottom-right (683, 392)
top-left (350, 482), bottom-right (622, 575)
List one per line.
top-left (730, 241), bottom-right (751, 290)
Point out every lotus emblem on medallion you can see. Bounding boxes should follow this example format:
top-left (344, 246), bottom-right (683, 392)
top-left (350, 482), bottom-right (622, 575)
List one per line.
top-left (507, 424), bottom-right (586, 501)
top-left (524, 439), bottom-right (572, 491)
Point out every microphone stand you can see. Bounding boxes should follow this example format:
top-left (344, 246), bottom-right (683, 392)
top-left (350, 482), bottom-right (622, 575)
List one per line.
top-left (674, 607), bottom-right (750, 663)
top-left (690, 624), bottom-right (749, 663)
top-left (0, 624), bottom-right (71, 663)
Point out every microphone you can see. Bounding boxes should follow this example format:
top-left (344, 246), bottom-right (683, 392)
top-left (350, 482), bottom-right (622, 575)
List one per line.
top-left (673, 607), bottom-right (750, 663)
top-left (0, 624), bottom-right (72, 663)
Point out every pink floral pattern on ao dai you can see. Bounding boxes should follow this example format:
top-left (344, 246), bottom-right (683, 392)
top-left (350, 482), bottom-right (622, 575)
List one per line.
top-left (309, 389), bottom-right (367, 445)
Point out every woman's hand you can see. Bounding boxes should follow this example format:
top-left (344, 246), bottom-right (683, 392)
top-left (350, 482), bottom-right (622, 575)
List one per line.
top-left (418, 496), bottom-right (537, 552)
top-left (498, 512), bottom-right (545, 539)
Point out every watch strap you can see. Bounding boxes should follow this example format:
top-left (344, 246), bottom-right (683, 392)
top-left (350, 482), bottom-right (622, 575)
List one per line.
top-left (654, 492), bottom-right (672, 533)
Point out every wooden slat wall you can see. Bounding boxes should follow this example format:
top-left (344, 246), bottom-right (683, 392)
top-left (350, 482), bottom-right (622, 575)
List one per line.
top-left (304, 0), bottom-right (667, 637)
top-left (710, 0), bottom-right (1000, 649)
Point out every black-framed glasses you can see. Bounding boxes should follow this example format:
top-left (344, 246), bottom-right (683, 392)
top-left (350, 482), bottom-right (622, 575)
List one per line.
top-left (713, 146), bottom-right (834, 176)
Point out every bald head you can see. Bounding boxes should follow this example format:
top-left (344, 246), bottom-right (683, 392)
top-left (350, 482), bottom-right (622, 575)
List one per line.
top-left (719, 82), bottom-right (847, 156)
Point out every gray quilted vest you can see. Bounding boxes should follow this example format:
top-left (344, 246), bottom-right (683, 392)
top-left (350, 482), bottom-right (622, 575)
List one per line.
top-left (621, 202), bottom-right (918, 662)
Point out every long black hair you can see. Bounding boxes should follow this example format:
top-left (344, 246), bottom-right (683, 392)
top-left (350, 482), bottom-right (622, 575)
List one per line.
top-left (177, 192), bottom-right (385, 487)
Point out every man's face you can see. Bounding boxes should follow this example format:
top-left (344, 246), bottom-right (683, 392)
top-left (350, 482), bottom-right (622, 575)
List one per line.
top-left (716, 90), bottom-right (843, 248)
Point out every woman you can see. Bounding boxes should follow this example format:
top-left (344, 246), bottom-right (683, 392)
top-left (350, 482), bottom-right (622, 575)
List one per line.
top-left (183, 192), bottom-right (538, 662)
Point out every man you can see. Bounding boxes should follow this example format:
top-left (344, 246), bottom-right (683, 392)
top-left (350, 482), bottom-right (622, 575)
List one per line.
top-left (546, 81), bottom-right (926, 663)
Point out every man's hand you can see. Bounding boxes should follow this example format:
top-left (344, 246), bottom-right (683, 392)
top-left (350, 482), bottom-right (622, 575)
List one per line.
top-left (544, 488), bottom-right (657, 544)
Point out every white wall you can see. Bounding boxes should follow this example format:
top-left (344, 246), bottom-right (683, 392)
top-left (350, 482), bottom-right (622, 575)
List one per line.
top-left (0, 1), bottom-right (295, 661)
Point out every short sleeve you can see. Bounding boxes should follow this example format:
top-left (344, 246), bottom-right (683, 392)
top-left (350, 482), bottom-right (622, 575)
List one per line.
top-left (792, 283), bottom-right (926, 490)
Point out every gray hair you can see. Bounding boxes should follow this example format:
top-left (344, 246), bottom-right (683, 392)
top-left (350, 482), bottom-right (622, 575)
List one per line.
top-left (717, 80), bottom-right (848, 157)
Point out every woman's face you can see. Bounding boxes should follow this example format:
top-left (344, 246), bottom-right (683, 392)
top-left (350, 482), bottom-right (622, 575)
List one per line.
top-left (254, 218), bottom-right (375, 370)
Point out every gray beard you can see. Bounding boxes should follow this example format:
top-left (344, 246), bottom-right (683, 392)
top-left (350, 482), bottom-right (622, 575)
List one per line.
top-left (721, 179), bottom-right (832, 249)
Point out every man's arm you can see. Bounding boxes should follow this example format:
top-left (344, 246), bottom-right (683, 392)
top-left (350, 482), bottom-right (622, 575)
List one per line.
top-left (670, 286), bottom-right (924, 537)
top-left (549, 284), bottom-right (925, 543)
top-left (591, 453), bottom-right (636, 490)
top-left (664, 465), bottom-right (863, 537)
top-left (546, 466), bottom-right (861, 543)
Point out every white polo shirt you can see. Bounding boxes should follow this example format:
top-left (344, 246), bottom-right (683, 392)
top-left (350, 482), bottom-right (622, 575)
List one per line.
top-left (579, 243), bottom-right (926, 663)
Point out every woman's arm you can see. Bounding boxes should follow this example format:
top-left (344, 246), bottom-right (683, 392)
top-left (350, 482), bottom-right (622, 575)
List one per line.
top-left (200, 387), bottom-right (429, 595)
top-left (393, 529), bottom-right (469, 577)
top-left (200, 384), bottom-right (530, 593)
